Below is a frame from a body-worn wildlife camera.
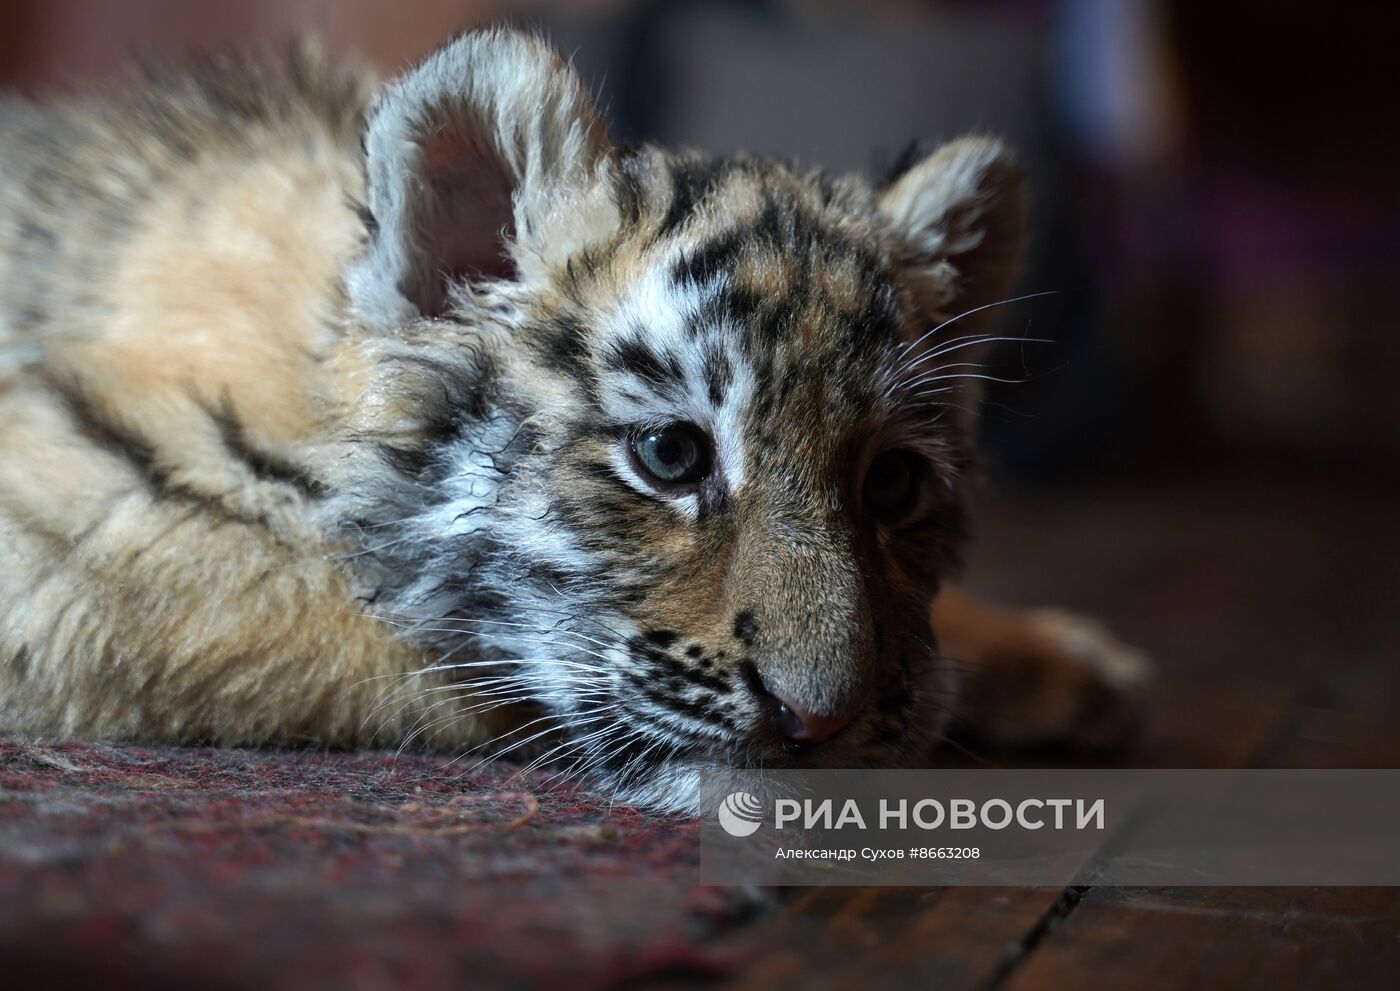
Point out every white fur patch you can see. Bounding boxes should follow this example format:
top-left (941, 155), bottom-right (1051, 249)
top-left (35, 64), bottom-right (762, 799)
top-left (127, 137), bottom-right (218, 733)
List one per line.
top-left (593, 252), bottom-right (756, 511)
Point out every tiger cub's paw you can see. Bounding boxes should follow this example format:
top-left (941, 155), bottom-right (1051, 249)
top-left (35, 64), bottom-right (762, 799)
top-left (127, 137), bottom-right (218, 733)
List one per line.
top-left (957, 608), bottom-right (1155, 753)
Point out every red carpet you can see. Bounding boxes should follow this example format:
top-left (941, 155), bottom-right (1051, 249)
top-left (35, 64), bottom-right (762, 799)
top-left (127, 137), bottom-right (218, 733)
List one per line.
top-left (0, 739), bottom-right (761, 989)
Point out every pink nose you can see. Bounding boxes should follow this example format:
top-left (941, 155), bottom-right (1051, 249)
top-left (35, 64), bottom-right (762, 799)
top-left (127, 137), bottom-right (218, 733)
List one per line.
top-left (767, 689), bottom-right (855, 744)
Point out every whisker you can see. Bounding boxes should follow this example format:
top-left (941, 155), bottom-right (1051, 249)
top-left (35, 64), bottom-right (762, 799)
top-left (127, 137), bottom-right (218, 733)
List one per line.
top-left (900, 290), bottom-right (1059, 355)
top-left (370, 612), bottom-right (619, 654)
top-left (447, 710), bottom-right (616, 772)
top-left (369, 617), bottom-right (617, 666)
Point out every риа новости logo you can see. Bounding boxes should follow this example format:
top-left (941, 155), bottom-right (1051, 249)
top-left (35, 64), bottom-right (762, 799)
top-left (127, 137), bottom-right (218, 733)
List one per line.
top-left (718, 792), bottom-right (764, 837)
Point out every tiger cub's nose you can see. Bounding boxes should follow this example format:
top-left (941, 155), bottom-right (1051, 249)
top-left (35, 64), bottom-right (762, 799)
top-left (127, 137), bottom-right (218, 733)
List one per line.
top-left (764, 687), bottom-right (855, 744)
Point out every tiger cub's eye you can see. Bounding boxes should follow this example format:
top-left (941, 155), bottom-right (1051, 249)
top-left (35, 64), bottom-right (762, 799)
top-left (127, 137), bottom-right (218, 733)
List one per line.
top-left (862, 450), bottom-right (924, 522)
top-left (631, 423), bottom-right (712, 487)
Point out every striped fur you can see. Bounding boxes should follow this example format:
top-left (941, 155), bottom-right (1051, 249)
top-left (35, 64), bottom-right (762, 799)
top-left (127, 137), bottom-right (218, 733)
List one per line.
top-left (0, 30), bottom-right (1143, 811)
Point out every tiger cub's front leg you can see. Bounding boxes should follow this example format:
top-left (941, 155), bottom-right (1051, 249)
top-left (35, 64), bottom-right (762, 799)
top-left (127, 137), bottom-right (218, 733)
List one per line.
top-left (933, 585), bottom-right (1154, 752)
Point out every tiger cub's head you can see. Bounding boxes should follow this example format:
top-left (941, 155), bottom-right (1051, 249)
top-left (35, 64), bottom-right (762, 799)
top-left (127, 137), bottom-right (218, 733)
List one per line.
top-left (334, 29), bottom-right (1027, 810)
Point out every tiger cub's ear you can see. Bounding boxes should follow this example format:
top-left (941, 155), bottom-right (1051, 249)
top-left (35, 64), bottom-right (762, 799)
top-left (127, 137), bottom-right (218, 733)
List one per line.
top-left (347, 28), bottom-right (618, 325)
top-left (877, 137), bottom-right (1028, 327)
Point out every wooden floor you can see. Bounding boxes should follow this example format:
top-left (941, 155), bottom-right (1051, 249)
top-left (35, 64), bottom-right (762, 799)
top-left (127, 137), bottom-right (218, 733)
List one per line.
top-left (684, 462), bottom-right (1400, 990)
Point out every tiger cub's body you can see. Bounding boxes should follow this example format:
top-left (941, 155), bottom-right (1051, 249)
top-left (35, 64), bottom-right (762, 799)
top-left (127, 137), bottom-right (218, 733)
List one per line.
top-left (0, 32), bottom-right (1147, 810)
top-left (0, 50), bottom-right (466, 745)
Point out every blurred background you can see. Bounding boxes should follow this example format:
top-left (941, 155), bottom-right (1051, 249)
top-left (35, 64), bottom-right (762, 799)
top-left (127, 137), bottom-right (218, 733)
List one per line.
top-left (3, 0), bottom-right (1399, 756)
top-left (5, 0), bottom-right (1397, 480)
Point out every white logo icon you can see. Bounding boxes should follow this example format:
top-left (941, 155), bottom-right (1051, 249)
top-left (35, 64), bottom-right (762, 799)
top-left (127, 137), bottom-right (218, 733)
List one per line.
top-left (718, 791), bottom-right (764, 837)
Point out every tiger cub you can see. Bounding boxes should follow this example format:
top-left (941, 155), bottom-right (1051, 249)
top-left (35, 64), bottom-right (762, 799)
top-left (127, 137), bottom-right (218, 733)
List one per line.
top-left (0, 29), bottom-right (1148, 809)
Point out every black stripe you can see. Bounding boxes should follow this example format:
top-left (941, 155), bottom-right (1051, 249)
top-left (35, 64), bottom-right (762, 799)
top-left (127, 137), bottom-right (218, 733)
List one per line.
top-left (44, 374), bottom-right (245, 524)
top-left (671, 230), bottom-right (745, 287)
top-left (374, 350), bottom-right (496, 482)
top-left (878, 140), bottom-right (929, 188)
top-left (45, 374), bottom-right (159, 477)
top-left (628, 674), bottom-right (738, 730)
top-left (611, 154), bottom-right (646, 231)
top-left (657, 157), bottom-right (727, 236)
top-left (704, 345), bottom-right (732, 408)
top-left (603, 336), bottom-right (683, 392)
top-left (534, 314), bottom-right (593, 384)
top-left (209, 399), bottom-right (327, 498)
top-left (6, 645), bottom-right (32, 682)
top-left (633, 641), bottom-right (733, 695)
top-left (345, 193), bottom-right (378, 238)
